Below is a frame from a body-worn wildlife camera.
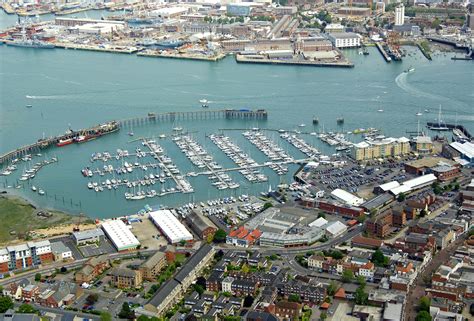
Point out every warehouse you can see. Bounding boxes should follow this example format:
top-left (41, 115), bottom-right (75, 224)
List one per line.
top-left (325, 221), bottom-right (347, 238)
top-left (402, 174), bottom-right (437, 190)
top-left (450, 141), bottom-right (474, 166)
top-left (331, 188), bottom-right (364, 206)
top-left (374, 181), bottom-right (400, 194)
top-left (149, 210), bottom-right (193, 244)
top-left (101, 220), bottom-right (140, 251)
top-left (308, 217), bottom-right (328, 228)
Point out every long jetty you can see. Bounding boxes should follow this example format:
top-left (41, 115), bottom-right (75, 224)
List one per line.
top-left (0, 109), bottom-right (268, 166)
top-left (118, 109), bottom-right (268, 128)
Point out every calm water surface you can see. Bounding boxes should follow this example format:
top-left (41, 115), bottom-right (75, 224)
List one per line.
top-left (1, 11), bottom-right (472, 217)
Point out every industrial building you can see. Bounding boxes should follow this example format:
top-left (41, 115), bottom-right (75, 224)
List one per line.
top-left (331, 189), bottom-right (364, 206)
top-left (72, 228), bottom-right (104, 245)
top-left (325, 221), bottom-right (348, 238)
top-left (450, 141), bottom-right (474, 167)
top-left (101, 220), bottom-right (140, 251)
top-left (149, 210), bottom-right (193, 244)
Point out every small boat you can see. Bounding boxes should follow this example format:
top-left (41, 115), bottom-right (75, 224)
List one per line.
top-left (337, 117), bottom-right (344, 124)
top-left (38, 189), bottom-right (45, 195)
top-left (26, 104), bottom-right (32, 108)
top-left (377, 109), bottom-right (384, 112)
top-left (173, 127), bottom-right (183, 131)
top-left (128, 131), bottom-right (134, 136)
top-left (56, 138), bottom-right (73, 147)
top-left (159, 134), bottom-right (166, 139)
top-left (199, 99), bottom-right (208, 104)
top-left (31, 186), bottom-right (37, 192)
top-left (312, 117), bottom-right (319, 125)
top-left (404, 67), bottom-right (415, 73)
top-left (202, 104), bottom-right (209, 108)
top-left (299, 123), bottom-right (306, 127)
top-left (416, 112), bottom-right (422, 116)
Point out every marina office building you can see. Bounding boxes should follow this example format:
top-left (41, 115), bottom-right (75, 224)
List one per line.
top-left (351, 137), bottom-right (411, 161)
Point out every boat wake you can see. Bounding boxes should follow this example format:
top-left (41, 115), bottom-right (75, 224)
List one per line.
top-left (395, 72), bottom-right (447, 101)
top-left (25, 94), bottom-right (73, 100)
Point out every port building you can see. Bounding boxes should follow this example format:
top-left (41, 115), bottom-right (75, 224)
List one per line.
top-left (331, 188), bottom-right (364, 206)
top-left (450, 141), bottom-right (474, 166)
top-left (149, 210), bottom-right (193, 244)
top-left (101, 220), bottom-right (140, 251)
top-left (327, 32), bottom-right (361, 48)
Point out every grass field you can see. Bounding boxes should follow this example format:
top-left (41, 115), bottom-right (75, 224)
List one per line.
top-left (0, 194), bottom-right (82, 245)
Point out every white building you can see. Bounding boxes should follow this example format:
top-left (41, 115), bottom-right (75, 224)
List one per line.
top-left (331, 188), bottom-right (364, 206)
top-left (50, 242), bottom-right (73, 261)
top-left (327, 32), bottom-right (361, 48)
top-left (395, 4), bottom-right (405, 26)
top-left (101, 220), bottom-right (140, 251)
top-left (325, 221), bottom-right (348, 238)
top-left (149, 210), bottom-right (193, 244)
top-left (72, 228), bottom-right (105, 245)
top-left (309, 217), bottom-right (328, 228)
top-left (222, 277), bottom-right (234, 293)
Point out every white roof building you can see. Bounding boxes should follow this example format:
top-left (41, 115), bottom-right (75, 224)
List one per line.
top-left (403, 174), bottom-right (437, 189)
top-left (378, 181), bottom-right (400, 192)
top-left (149, 210), bottom-right (193, 244)
top-left (309, 217), bottom-right (328, 228)
top-left (331, 188), bottom-right (364, 206)
top-left (101, 220), bottom-right (140, 251)
top-left (325, 221), bottom-right (347, 237)
top-left (389, 184), bottom-right (412, 196)
top-left (450, 141), bottom-right (474, 162)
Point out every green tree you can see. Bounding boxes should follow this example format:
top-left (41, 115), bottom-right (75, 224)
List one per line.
top-left (17, 303), bottom-right (37, 314)
top-left (263, 202), bottom-right (273, 210)
top-left (357, 276), bottom-right (366, 286)
top-left (318, 212), bottom-right (326, 218)
top-left (288, 294), bottom-right (301, 302)
top-left (243, 295), bottom-right (254, 307)
top-left (213, 229), bottom-right (227, 243)
top-left (118, 302), bottom-right (134, 319)
top-left (354, 285), bottom-right (368, 305)
top-left (0, 296), bottom-right (14, 313)
top-left (416, 310), bottom-right (432, 321)
top-left (327, 281), bottom-right (338, 296)
top-left (34, 273), bottom-right (41, 282)
top-left (100, 312), bottom-right (113, 321)
top-left (320, 311), bottom-right (328, 320)
top-left (342, 270), bottom-right (354, 283)
top-left (397, 192), bottom-right (406, 202)
top-left (419, 296), bottom-right (431, 312)
top-left (371, 249), bottom-right (388, 267)
top-left (193, 284), bottom-right (205, 295)
top-left (86, 293), bottom-right (99, 305)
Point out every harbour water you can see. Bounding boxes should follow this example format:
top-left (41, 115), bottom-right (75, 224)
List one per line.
top-left (0, 11), bottom-right (472, 217)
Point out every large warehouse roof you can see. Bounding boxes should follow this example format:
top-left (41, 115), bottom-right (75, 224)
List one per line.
top-left (389, 185), bottom-right (412, 196)
top-left (378, 181), bottom-right (400, 192)
top-left (309, 217), bottom-right (328, 228)
top-left (402, 174), bottom-right (437, 189)
top-left (331, 188), bottom-right (364, 206)
top-left (101, 220), bottom-right (140, 251)
top-left (149, 210), bottom-right (193, 244)
top-left (325, 221), bottom-right (347, 236)
top-left (450, 141), bottom-right (474, 160)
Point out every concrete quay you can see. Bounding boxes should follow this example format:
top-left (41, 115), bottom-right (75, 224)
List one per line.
top-left (235, 54), bottom-right (354, 68)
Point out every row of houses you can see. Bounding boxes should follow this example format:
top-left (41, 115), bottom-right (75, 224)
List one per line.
top-left (144, 244), bottom-right (215, 317)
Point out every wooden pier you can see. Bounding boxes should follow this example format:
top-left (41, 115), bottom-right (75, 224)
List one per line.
top-left (118, 109), bottom-right (268, 128)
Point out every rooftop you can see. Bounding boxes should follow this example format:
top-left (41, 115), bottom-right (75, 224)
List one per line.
top-left (101, 220), bottom-right (140, 250)
top-left (149, 210), bottom-right (193, 243)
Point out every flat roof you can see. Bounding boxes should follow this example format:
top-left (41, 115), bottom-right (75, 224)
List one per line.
top-left (72, 228), bottom-right (104, 241)
top-left (331, 188), bottom-right (364, 206)
top-left (149, 210), bottom-right (193, 244)
top-left (50, 242), bottom-right (71, 254)
top-left (329, 32), bottom-right (360, 39)
top-left (101, 220), bottom-right (140, 250)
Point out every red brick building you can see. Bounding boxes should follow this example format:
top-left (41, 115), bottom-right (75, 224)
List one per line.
top-left (366, 212), bottom-right (392, 238)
